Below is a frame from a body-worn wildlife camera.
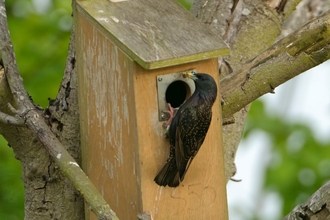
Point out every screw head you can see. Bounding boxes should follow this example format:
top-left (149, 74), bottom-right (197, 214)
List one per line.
top-left (158, 77), bottom-right (162, 82)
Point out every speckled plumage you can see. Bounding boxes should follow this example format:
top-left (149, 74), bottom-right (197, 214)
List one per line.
top-left (154, 72), bottom-right (218, 187)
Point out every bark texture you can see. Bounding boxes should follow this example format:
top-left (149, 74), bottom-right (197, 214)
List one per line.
top-left (192, 0), bottom-right (330, 183)
top-left (192, 0), bottom-right (290, 181)
top-left (283, 181), bottom-right (330, 220)
top-left (0, 28), bottom-right (84, 220)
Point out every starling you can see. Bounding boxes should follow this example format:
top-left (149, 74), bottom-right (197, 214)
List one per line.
top-left (154, 71), bottom-right (218, 187)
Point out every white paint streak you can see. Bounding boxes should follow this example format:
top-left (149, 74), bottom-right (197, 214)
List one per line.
top-left (89, 161), bottom-right (93, 173)
top-left (57, 154), bottom-right (62, 159)
top-left (151, 31), bottom-right (160, 60)
top-left (83, 29), bottom-right (96, 139)
top-left (286, 42), bottom-right (293, 48)
top-left (110, 46), bottom-right (124, 165)
top-left (153, 187), bottom-right (163, 214)
top-left (0, 6), bottom-right (6, 17)
top-left (202, 0), bottom-right (208, 8)
top-left (109, 162), bottom-right (114, 179)
top-left (68, 162), bottom-right (79, 167)
top-left (82, 20), bottom-right (135, 185)
top-left (123, 93), bottom-right (129, 134)
top-left (102, 155), bottom-right (106, 168)
top-left (126, 21), bottom-right (160, 60)
top-left (110, 16), bottom-right (119, 23)
top-left (242, 8), bottom-right (251, 16)
top-left (107, 131), bottom-right (112, 146)
top-left (145, 21), bottom-right (160, 60)
top-left (110, 0), bottom-right (129, 2)
top-left (97, 17), bottom-right (109, 23)
top-left (132, 152), bottom-right (136, 175)
top-left (101, 186), bottom-right (104, 197)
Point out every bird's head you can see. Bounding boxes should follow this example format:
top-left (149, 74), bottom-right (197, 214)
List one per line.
top-left (182, 71), bottom-right (217, 102)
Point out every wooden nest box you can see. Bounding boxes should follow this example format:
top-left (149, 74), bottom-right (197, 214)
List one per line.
top-left (75, 0), bottom-right (230, 219)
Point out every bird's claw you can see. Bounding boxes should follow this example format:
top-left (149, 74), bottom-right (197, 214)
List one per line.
top-left (163, 103), bottom-right (175, 128)
top-left (162, 103), bottom-right (176, 138)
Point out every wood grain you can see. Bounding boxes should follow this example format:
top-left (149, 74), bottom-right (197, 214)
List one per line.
top-left (76, 2), bottom-right (228, 219)
top-left (134, 59), bottom-right (228, 219)
top-left (76, 0), bottom-right (229, 69)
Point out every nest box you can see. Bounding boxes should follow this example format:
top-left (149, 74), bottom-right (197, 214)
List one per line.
top-left (75, 0), bottom-right (230, 219)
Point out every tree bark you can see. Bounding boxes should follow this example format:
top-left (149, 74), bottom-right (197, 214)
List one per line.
top-left (192, 0), bottom-right (297, 181)
top-left (283, 181), bottom-right (330, 220)
top-left (192, 0), bottom-right (330, 183)
top-left (0, 5), bottom-right (84, 219)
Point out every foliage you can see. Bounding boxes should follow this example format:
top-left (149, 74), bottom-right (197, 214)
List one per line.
top-left (6, 0), bottom-right (71, 107)
top-left (0, 137), bottom-right (24, 220)
top-left (178, 0), bottom-right (193, 10)
top-left (244, 100), bottom-right (330, 217)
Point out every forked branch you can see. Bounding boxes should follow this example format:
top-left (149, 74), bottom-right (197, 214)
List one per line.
top-left (0, 1), bottom-right (118, 219)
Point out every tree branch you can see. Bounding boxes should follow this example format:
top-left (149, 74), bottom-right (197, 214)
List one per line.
top-left (220, 10), bottom-right (330, 119)
top-left (0, 110), bottom-right (24, 126)
top-left (192, 0), bottom-right (295, 181)
top-left (283, 181), bottom-right (330, 220)
top-left (0, 1), bottom-right (118, 219)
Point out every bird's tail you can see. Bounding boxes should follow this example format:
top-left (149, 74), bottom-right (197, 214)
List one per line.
top-left (154, 161), bottom-right (180, 187)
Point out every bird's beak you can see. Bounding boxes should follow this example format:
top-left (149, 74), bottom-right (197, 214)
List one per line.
top-left (182, 71), bottom-right (198, 80)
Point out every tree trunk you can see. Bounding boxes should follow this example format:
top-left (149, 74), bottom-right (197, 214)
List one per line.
top-left (0, 27), bottom-right (85, 220)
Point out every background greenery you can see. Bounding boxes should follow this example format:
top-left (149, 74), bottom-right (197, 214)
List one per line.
top-left (245, 100), bottom-right (330, 218)
top-left (1, 0), bottom-right (329, 219)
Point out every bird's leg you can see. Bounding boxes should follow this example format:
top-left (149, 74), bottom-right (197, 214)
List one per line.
top-left (163, 103), bottom-right (175, 128)
top-left (162, 103), bottom-right (175, 137)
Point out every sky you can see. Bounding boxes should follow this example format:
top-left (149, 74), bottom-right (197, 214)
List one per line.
top-left (227, 60), bottom-right (330, 219)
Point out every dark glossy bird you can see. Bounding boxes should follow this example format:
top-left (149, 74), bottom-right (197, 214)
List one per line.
top-left (154, 71), bottom-right (218, 187)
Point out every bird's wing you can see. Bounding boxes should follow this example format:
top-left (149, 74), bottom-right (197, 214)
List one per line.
top-left (175, 106), bottom-right (197, 158)
top-left (175, 105), bottom-right (211, 179)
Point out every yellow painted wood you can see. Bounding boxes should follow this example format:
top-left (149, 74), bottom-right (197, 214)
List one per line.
top-left (75, 1), bottom-right (228, 219)
top-left (133, 59), bottom-right (228, 219)
top-left (75, 0), bottom-right (229, 69)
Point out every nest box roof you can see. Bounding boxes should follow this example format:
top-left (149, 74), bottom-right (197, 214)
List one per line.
top-left (76, 0), bottom-right (230, 69)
